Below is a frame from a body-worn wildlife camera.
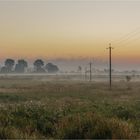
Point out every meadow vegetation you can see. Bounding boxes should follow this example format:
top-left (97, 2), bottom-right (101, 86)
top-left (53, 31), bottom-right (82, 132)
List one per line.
top-left (0, 77), bottom-right (139, 139)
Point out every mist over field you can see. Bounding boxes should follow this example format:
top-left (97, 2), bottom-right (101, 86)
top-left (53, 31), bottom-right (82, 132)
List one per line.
top-left (46, 58), bottom-right (140, 71)
top-left (0, 0), bottom-right (140, 139)
top-left (1, 57), bottom-right (140, 72)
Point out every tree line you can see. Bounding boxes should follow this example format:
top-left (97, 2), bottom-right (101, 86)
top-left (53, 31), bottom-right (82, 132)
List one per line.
top-left (0, 59), bottom-right (59, 73)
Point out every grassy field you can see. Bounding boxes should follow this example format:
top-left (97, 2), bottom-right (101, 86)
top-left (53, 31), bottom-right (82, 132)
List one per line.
top-left (0, 77), bottom-right (140, 139)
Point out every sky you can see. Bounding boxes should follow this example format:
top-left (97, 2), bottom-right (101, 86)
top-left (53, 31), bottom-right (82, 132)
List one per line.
top-left (1, 0), bottom-right (140, 69)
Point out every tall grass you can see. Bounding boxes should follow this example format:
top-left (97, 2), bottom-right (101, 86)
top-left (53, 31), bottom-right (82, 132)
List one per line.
top-left (0, 104), bottom-right (136, 139)
top-left (0, 80), bottom-right (139, 139)
top-left (56, 112), bottom-right (134, 139)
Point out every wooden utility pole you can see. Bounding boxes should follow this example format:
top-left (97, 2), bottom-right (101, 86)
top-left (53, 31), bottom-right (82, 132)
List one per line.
top-left (85, 67), bottom-right (87, 80)
top-left (107, 43), bottom-right (113, 88)
top-left (89, 62), bottom-right (92, 82)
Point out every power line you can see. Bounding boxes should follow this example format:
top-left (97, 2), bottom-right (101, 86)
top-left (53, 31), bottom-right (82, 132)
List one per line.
top-left (113, 33), bottom-right (140, 49)
top-left (111, 27), bottom-right (140, 49)
top-left (113, 27), bottom-right (140, 45)
top-left (115, 31), bottom-right (140, 46)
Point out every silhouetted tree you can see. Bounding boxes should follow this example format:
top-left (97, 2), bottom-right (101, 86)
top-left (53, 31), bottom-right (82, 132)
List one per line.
top-left (45, 63), bottom-right (59, 73)
top-left (4, 59), bottom-right (15, 72)
top-left (15, 59), bottom-right (28, 73)
top-left (33, 59), bottom-right (45, 73)
top-left (1, 66), bottom-right (8, 73)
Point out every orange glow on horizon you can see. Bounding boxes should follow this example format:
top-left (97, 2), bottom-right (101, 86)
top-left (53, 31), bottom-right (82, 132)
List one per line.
top-left (0, 1), bottom-right (140, 64)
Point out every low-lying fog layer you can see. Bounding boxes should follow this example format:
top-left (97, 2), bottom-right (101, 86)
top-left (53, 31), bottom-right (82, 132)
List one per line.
top-left (0, 71), bottom-right (139, 82)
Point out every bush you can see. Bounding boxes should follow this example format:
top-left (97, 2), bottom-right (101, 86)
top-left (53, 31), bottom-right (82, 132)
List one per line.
top-left (56, 112), bottom-right (134, 139)
top-left (112, 106), bottom-right (135, 120)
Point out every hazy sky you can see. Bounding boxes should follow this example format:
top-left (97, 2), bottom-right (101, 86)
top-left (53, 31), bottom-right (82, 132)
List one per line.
top-left (1, 0), bottom-right (140, 65)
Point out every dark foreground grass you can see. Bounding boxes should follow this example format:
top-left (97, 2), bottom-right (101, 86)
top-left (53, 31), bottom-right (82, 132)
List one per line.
top-left (0, 79), bottom-right (139, 139)
top-left (0, 104), bottom-right (135, 139)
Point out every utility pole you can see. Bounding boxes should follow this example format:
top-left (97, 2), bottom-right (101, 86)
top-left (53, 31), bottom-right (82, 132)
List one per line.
top-left (107, 43), bottom-right (113, 88)
top-left (89, 62), bottom-right (92, 82)
top-left (85, 67), bottom-right (87, 80)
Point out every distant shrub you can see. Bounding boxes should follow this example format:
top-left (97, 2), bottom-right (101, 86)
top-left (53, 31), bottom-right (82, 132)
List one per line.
top-left (126, 76), bottom-right (131, 82)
